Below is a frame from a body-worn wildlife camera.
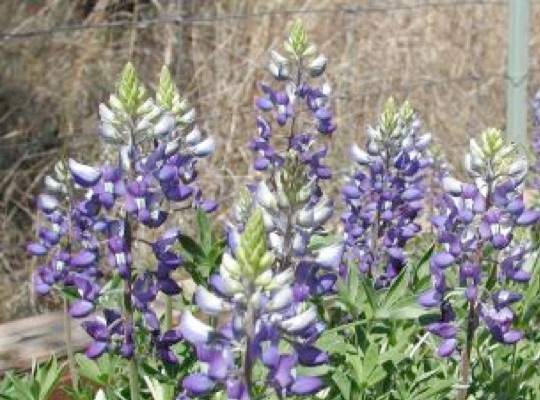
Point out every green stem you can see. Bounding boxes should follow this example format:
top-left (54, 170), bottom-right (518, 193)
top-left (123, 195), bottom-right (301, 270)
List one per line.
top-left (123, 218), bottom-right (139, 400)
top-left (456, 300), bottom-right (476, 400)
top-left (63, 297), bottom-right (79, 392)
top-left (164, 296), bottom-right (174, 400)
top-left (165, 296), bottom-right (173, 331)
top-left (125, 276), bottom-right (139, 400)
top-left (128, 355), bottom-right (139, 400)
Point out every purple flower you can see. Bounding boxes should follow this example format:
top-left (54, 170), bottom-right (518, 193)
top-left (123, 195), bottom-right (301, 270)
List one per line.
top-left (179, 209), bottom-right (326, 399)
top-left (342, 99), bottom-right (431, 285)
top-left (423, 128), bottom-right (535, 355)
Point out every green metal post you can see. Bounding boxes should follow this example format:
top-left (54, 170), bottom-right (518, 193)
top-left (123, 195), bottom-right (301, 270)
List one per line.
top-left (506, 0), bottom-right (530, 151)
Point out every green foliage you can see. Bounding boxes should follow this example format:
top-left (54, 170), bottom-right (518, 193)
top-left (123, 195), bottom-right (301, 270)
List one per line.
top-left (178, 209), bottom-right (225, 284)
top-left (0, 356), bottom-right (63, 400)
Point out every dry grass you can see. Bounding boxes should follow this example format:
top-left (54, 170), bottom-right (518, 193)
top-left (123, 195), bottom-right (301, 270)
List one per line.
top-left (1, 0), bottom-right (540, 321)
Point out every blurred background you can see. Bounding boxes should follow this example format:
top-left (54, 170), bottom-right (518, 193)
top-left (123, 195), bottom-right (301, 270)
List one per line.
top-left (1, 0), bottom-right (540, 322)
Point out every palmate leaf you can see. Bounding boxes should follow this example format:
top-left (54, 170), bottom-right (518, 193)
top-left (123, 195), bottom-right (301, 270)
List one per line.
top-left (177, 211), bottom-right (225, 284)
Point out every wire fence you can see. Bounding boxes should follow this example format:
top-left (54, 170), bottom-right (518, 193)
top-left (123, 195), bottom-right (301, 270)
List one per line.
top-left (0, 0), bottom-right (527, 42)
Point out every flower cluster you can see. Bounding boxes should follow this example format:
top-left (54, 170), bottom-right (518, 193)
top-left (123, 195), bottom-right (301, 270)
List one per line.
top-left (420, 128), bottom-right (539, 356)
top-left (252, 152), bottom-right (343, 300)
top-left (179, 209), bottom-right (326, 399)
top-left (29, 158), bottom-right (102, 318)
top-left (251, 19), bottom-right (335, 179)
top-left (530, 89), bottom-right (540, 202)
top-left (29, 63), bottom-right (216, 362)
top-left (342, 98), bottom-right (431, 286)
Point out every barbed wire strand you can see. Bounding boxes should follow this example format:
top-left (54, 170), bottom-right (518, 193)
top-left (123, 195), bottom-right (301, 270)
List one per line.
top-left (0, 0), bottom-right (529, 43)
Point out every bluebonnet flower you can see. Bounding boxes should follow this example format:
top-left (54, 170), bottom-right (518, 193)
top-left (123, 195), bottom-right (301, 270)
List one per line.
top-left (251, 20), bottom-right (335, 180)
top-left (29, 157), bottom-right (102, 318)
top-left (30, 63), bottom-right (216, 365)
top-left (252, 152), bottom-right (343, 301)
top-left (244, 21), bottom-right (343, 301)
top-left (420, 128), bottom-right (539, 358)
top-left (342, 98), bottom-right (431, 286)
top-left (179, 209), bottom-right (326, 399)
top-left (529, 89), bottom-right (540, 203)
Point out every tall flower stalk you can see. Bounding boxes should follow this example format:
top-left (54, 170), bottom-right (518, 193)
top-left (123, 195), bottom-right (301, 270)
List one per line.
top-left (177, 20), bottom-right (340, 400)
top-left (28, 155), bottom-right (101, 391)
top-left (29, 63), bottom-right (216, 400)
top-left (342, 98), bottom-right (431, 286)
top-left (418, 128), bottom-right (538, 399)
top-left (179, 209), bottom-right (327, 399)
top-left (249, 20), bottom-right (342, 294)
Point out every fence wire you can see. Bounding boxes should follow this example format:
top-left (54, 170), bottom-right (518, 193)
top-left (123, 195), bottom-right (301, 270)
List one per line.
top-left (0, 0), bottom-right (528, 42)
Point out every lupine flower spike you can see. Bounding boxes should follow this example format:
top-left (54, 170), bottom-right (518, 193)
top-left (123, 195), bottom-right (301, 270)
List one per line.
top-left (419, 128), bottom-right (538, 399)
top-left (180, 209), bottom-right (326, 400)
top-left (30, 63), bottom-right (217, 400)
top-left (252, 19), bottom-right (335, 179)
top-left (342, 98), bottom-right (431, 286)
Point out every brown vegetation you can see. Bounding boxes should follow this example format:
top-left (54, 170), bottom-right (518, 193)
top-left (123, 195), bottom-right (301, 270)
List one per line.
top-left (1, 0), bottom-right (540, 322)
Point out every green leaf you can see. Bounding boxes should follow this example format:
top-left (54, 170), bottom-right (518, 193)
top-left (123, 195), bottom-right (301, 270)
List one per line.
top-left (360, 276), bottom-right (377, 320)
top-left (376, 295), bottom-right (431, 320)
top-left (332, 370), bottom-right (352, 400)
top-left (178, 234), bottom-right (204, 259)
top-left (37, 357), bottom-right (62, 400)
top-left (7, 374), bottom-right (35, 400)
top-left (196, 209), bottom-right (213, 252)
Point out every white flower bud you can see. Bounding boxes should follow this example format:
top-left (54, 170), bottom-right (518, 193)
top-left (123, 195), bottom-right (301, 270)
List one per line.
top-left (164, 137), bottom-right (181, 156)
top-left (186, 126), bottom-right (202, 145)
top-left (99, 103), bottom-right (115, 123)
top-left (469, 138), bottom-right (483, 160)
top-left (153, 113), bottom-right (176, 137)
top-left (297, 207), bottom-right (315, 228)
top-left (308, 54), bottom-right (327, 77)
top-left (313, 198), bottom-right (333, 225)
top-left (179, 108), bottom-right (196, 125)
top-left (44, 175), bottom-right (65, 193)
top-left (269, 61), bottom-right (289, 81)
top-left (190, 137), bottom-right (215, 157)
top-left (508, 158), bottom-right (527, 178)
top-left (266, 286), bottom-right (293, 311)
top-left (195, 286), bottom-right (230, 316)
top-left (281, 306), bottom-right (317, 333)
top-left (255, 269), bottom-right (273, 287)
top-left (222, 252), bottom-right (241, 276)
top-left (268, 232), bottom-right (284, 255)
top-left (270, 50), bottom-right (288, 65)
top-left (315, 241), bottom-right (344, 268)
top-left (256, 182), bottom-right (279, 213)
top-left (351, 144), bottom-right (371, 165)
top-left (268, 268), bottom-right (294, 290)
top-left (442, 176), bottom-right (463, 196)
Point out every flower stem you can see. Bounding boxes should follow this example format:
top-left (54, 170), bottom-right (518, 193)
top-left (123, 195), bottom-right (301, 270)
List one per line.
top-left (128, 354), bottom-right (139, 400)
top-left (162, 297), bottom-right (176, 399)
top-left (165, 295), bottom-right (173, 330)
top-left (124, 276), bottom-right (139, 400)
top-left (123, 218), bottom-right (139, 400)
top-left (456, 299), bottom-right (476, 400)
top-left (243, 286), bottom-right (256, 397)
top-left (63, 297), bottom-right (79, 392)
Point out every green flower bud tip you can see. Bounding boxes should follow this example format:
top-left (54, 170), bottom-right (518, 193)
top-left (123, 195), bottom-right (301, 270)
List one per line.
top-left (399, 100), bottom-right (414, 123)
top-left (117, 62), bottom-right (147, 116)
top-left (239, 208), bottom-right (270, 275)
top-left (286, 19), bottom-right (310, 56)
top-left (157, 65), bottom-right (178, 112)
top-left (279, 151), bottom-right (308, 205)
top-left (381, 97), bottom-right (398, 133)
